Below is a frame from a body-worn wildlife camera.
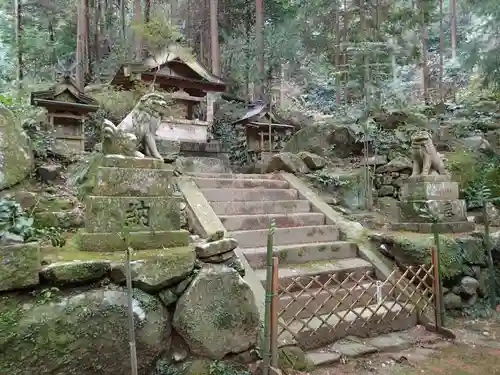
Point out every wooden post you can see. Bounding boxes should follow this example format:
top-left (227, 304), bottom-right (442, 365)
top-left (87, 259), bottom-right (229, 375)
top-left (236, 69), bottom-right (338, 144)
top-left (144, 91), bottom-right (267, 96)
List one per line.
top-left (270, 257), bottom-right (279, 368)
top-left (431, 246), bottom-right (443, 331)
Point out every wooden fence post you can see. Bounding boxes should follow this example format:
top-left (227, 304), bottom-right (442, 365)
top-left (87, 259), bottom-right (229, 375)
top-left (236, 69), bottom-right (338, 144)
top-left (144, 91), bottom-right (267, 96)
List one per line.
top-left (431, 246), bottom-right (443, 330)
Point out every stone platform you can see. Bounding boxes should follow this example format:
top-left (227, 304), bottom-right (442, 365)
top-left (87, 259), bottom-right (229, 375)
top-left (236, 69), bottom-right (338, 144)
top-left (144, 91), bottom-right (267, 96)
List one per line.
top-left (392, 175), bottom-right (474, 233)
top-left (78, 155), bottom-right (189, 251)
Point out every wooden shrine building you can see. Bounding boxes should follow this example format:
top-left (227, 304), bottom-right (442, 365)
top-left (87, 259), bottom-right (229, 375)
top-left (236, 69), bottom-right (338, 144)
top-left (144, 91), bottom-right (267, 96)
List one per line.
top-left (111, 45), bottom-right (226, 143)
top-left (31, 75), bottom-right (99, 155)
top-left (232, 101), bottom-right (295, 161)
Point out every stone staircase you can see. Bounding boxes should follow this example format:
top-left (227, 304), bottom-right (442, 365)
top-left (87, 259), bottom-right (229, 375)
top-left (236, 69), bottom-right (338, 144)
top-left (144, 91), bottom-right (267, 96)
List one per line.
top-left (190, 172), bottom-right (418, 350)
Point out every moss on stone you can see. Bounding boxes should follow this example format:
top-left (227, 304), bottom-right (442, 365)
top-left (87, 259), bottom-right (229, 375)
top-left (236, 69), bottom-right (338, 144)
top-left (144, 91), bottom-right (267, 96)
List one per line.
top-left (77, 229), bottom-right (189, 252)
top-left (42, 235), bottom-right (193, 264)
top-left (85, 195), bottom-right (181, 233)
top-left (278, 346), bottom-right (312, 371)
top-left (0, 242), bottom-right (40, 291)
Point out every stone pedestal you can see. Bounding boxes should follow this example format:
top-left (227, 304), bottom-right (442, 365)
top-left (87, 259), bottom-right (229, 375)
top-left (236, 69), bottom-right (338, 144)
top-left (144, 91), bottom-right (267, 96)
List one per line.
top-left (78, 155), bottom-right (189, 252)
top-left (391, 175), bottom-right (475, 233)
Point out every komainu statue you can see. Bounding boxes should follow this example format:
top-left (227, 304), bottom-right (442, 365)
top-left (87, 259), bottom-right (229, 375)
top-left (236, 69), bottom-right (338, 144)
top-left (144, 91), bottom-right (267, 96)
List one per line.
top-left (410, 130), bottom-right (448, 177)
top-left (102, 93), bottom-right (169, 160)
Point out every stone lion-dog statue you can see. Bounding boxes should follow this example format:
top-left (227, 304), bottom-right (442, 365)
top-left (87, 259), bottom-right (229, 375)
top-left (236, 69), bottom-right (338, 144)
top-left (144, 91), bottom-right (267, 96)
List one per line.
top-left (410, 130), bottom-right (448, 177)
top-left (102, 93), bottom-right (169, 160)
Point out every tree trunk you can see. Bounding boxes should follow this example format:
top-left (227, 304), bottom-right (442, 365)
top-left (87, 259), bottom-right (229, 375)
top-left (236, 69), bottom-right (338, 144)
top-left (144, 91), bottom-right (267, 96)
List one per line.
top-left (14, 0), bottom-right (23, 88)
top-left (85, 0), bottom-right (92, 82)
top-left (76, 0), bottom-right (85, 90)
top-left (438, 0), bottom-right (444, 107)
top-left (255, 0), bottom-right (264, 100)
top-left (48, 20), bottom-right (56, 78)
top-left (335, 0), bottom-right (341, 104)
top-left (450, 0), bottom-right (457, 60)
top-left (94, 0), bottom-right (101, 68)
top-left (145, 0), bottom-right (150, 23)
top-left (134, 0), bottom-right (141, 60)
top-left (120, 0), bottom-right (126, 40)
top-left (420, 0), bottom-right (429, 103)
top-left (343, 0), bottom-right (349, 104)
top-left (209, 0), bottom-right (220, 76)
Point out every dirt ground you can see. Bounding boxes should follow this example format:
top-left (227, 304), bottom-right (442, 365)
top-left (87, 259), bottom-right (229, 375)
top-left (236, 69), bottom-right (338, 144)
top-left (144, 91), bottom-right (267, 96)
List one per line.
top-left (310, 315), bottom-right (500, 375)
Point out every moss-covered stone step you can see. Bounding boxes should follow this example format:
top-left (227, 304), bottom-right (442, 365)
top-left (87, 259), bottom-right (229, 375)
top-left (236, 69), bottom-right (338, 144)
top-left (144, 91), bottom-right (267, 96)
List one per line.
top-left (0, 242), bottom-right (40, 291)
top-left (102, 155), bottom-right (165, 169)
top-left (94, 166), bottom-right (176, 196)
top-left (84, 196), bottom-right (181, 233)
top-left (77, 229), bottom-right (189, 252)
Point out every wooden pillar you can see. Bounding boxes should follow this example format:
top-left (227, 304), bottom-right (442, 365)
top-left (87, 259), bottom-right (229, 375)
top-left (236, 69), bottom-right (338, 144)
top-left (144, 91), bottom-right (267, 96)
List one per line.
top-left (206, 93), bottom-right (214, 123)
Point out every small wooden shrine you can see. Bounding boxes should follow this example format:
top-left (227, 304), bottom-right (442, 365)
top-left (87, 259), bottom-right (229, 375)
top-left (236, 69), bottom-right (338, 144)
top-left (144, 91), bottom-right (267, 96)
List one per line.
top-left (232, 101), bottom-right (294, 158)
top-left (31, 69), bottom-right (99, 155)
top-left (111, 45), bottom-right (226, 143)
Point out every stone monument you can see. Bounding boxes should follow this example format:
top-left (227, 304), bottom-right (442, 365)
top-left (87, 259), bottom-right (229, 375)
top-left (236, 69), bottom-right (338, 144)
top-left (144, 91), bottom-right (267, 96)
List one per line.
top-left (78, 152), bottom-right (189, 251)
top-left (391, 130), bottom-right (475, 233)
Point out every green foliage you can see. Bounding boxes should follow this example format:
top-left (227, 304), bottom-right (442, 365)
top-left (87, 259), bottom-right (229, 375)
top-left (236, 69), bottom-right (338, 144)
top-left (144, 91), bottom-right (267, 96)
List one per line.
top-left (309, 170), bottom-right (349, 188)
top-left (132, 17), bottom-right (187, 56)
top-left (21, 118), bottom-right (56, 160)
top-left (447, 150), bottom-right (500, 207)
top-left (0, 198), bottom-right (65, 247)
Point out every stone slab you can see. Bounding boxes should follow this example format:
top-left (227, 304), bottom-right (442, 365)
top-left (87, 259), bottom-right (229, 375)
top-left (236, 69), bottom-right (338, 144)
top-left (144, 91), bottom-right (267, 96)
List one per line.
top-left (77, 229), bottom-right (189, 252)
top-left (390, 221), bottom-right (475, 233)
top-left (102, 155), bottom-right (165, 169)
top-left (0, 242), bottom-right (40, 291)
top-left (407, 175), bottom-right (451, 183)
top-left (400, 181), bottom-right (459, 200)
top-left (306, 351), bottom-right (341, 366)
top-left (84, 196), bottom-right (181, 233)
top-left (399, 199), bottom-right (467, 223)
top-left (94, 166), bottom-right (177, 196)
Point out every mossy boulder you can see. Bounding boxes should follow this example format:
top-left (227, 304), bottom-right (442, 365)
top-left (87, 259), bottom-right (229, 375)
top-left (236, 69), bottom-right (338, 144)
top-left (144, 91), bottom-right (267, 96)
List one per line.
top-left (0, 107), bottom-right (34, 190)
top-left (0, 242), bottom-right (40, 291)
top-left (264, 152), bottom-right (310, 174)
top-left (173, 265), bottom-right (260, 359)
top-left (40, 260), bottom-right (110, 285)
top-left (109, 246), bottom-right (195, 293)
top-left (282, 123), bottom-right (363, 158)
top-left (0, 287), bottom-right (171, 375)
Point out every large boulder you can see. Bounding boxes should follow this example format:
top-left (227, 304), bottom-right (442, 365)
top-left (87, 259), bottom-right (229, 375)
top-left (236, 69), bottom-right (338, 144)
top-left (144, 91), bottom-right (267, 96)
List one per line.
top-left (0, 107), bottom-right (34, 190)
top-left (282, 123), bottom-right (363, 158)
top-left (173, 265), bottom-right (260, 359)
top-left (264, 152), bottom-right (309, 174)
top-left (110, 247), bottom-right (196, 293)
top-left (0, 288), bottom-right (171, 375)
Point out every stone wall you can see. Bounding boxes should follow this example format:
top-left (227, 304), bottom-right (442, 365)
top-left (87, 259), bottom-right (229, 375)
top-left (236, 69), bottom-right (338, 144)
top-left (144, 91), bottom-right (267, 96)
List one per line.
top-left (0, 235), bottom-right (261, 375)
top-left (372, 155), bottom-right (412, 199)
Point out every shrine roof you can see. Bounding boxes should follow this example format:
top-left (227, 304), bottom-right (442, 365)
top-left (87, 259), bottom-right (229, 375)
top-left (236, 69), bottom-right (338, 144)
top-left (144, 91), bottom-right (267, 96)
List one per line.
top-left (31, 77), bottom-right (99, 110)
top-left (232, 101), bottom-right (291, 128)
top-left (113, 45), bottom-right (226, 91)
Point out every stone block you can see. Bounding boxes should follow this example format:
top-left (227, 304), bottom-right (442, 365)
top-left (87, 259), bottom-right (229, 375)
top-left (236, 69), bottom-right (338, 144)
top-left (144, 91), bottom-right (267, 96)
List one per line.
top-left (399, 199), bottom-right (467, 223)
top-left (156, 139), bottom-right (181, 160)
top-left (77, 229), bottom-right (189, 252)
top-left (390, 221), bottom-right (475, 233)
top-left (0, 242), bottom-right (40, 291)
top-left (102, 155), bottom-right (165, 169)
top-left (84, 196), bottom-right (181, 233)
top-left (94, 166), bottom-right (176, 196)
top-left (400, 180), bottom-right (459, 200)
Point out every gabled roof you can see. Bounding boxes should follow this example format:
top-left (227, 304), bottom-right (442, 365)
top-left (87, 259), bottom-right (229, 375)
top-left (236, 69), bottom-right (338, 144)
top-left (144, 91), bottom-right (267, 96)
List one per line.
top-left (31, 77), bottom-right (99, 107)
top-left (232, 101), bottom-right (289, 126)
top-left (124, 44), bottom-right (225, 85)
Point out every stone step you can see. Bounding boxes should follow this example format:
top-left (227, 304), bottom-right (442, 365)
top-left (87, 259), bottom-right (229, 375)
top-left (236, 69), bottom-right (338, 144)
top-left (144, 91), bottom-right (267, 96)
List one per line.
top-left (93, 167), bottom-right (176, 197)
top-left (243, 242), bottom-right (358, 269)
top-left (193, 177), bottom-right (289, 189)
top-left (210, 200), bottom-right (311, 216)
top-left (229, 225), bottom-right (340, 248)
top-left (253, 258), bottom-right (373, 290)
top-left (187, 172), bottom-right (282, 180)
top-left (281, 302), bottom-right (417, 350)
top-left (202, 188), bottom-right (298, 202)
top-left (278, 281), bottom-right (393, 319)
top-left (220, 212), bottom-right (325, 231)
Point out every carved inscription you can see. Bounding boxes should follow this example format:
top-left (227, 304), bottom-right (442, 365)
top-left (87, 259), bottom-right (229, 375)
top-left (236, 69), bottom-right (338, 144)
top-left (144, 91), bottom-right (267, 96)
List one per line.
top-left (443, 202), bottom-right (454, 219)
top-left (125, 200), bottom-right (151, 227)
